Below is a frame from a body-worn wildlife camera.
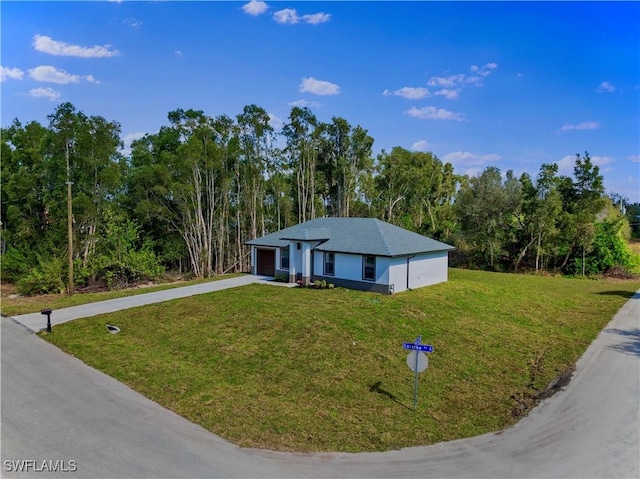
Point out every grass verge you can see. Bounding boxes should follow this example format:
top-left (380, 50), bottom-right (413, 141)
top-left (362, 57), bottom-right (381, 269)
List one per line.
top-left (0, 273), bottom-right (243, 316)
top-left (41, 269), bottom-right (639, 453)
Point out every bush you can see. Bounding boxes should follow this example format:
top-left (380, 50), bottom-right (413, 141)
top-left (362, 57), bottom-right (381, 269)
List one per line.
top-left (572, 220), bottom-right (633, 276)
top-left (16, 255), bottom-right (66, 296)
top-left (274, 272), bottom-right (288, 282)
top-left (1, 247), bottom-right (36, 282)
top-left (92, 240), bottom-right (165, 290)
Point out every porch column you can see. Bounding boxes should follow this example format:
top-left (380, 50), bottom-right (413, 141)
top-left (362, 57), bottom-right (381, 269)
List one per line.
top-left (288, 242), bottom-right (297, 283)
top-left (301, 242), bottom-right (311, 286)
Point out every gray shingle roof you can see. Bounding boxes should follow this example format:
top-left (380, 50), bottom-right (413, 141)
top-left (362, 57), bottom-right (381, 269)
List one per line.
top-left (246, 218), bottom-right (454, 257)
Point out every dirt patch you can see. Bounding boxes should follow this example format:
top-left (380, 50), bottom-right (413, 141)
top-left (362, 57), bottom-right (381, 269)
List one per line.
top-left (511, 365), bottom-right (576, 418)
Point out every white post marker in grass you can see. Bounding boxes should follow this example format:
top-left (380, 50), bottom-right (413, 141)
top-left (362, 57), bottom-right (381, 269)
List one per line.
top-left (403, 336), bottom-right (433, 409)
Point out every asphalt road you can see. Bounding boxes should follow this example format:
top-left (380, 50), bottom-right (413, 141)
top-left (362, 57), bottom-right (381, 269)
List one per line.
top-left (2, 290), bottom-right (638, 478)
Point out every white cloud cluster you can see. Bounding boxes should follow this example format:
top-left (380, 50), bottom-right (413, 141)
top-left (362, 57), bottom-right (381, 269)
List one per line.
top-left (405, 106), bottom-right (464, 121)
top-left (288, 99), bottom-right (321, 108)
top-left (243, 2), bottom-right (330, 24)
top-left (274, 8), bottom-right (331, 24)
top-left (1, 66), bottom-right (24, 82)
top-left (29, 65), bottom-right (99, 84)
top-left (442, 151), bottom-right (502, 176)
top-left (242, 0), bottom-right (268, 16)
top-left (268, 112), bottom-right (283, 129)
top-left (630, 155), bottom-right (640, 163)
top-left (383, 87), bottom-right (430, 100)
top-left (596, 81), bottom-right (615, 93)
top-left (120, 132), bottom-right (147, 156)
top-left (556, 121), bottom-right (599, 133)
top-left (33, 34), bottom-right (120, 58)
top-left (556, 154), bottom-right (613, 175)
top-left (427, 62), bottom-right (498, 99)
top-left (411, 140), bottom-right (429, 152)
top-left (29, 87), bottom-right (61, 101)
top-left (300, 77), bottom-right (340, 96)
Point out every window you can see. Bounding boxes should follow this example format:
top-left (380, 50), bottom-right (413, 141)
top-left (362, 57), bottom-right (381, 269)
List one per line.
top-left (363, 255), bottom-right (376, 281)
top-left (324, 252), bottom-right (335, 276)
top-left (281, 247), bottom-right (290, 269)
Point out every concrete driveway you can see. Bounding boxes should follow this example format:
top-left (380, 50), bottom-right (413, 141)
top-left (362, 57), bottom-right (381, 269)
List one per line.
top-left (2, 286), bottom-right (638, 478)
top-left (10, 274), bottom-right (286, 332)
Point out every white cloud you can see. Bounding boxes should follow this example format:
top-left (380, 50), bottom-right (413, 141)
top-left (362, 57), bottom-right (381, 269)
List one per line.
top-left (405, 106), bottom-right (464, 121)
top-left (426, 63), bottom-right (497, 98)
top-left (123, 18), bottom-right (142, 29)
top-left (556, 155), bottom-right (575, 174)
top-left (120, 132), bottom-right (146, 156)
top-left (629, 155), bottom-right (640, 163)
top-left (175, 50), bottom-right (183, 56)
top-left (242, 1), bottom-right (268, 16)
top-left (29, 65), bottom-right (99, 84)
top-left (428, 74), bottom-right (464, 88)
top-left (273, 8), bottom-right (330, 24)
top-left (268, 113), bottom-right (283, 129)
top-left (591, 155), bottom-right (613, 168)
top-left (556, 154), bottom-right (612, 175)
top-left (29, 87), bottom-right (61, 101)
top-left (435, 88), bottom-right (460, 100)
top-left (301, 12), bottom-right (331, 24)
top-left (288, 99), bottom-right (321, 108)
top-left (274, 8), bottom-right (298, 23)
top-left (411, 140), bottom-right (429, 152)
top-left (300, 77), bottom-right (340, 95)
top-left (478, 62), bottom-right (498, 76)
top-left (443, 151), bottom-right (502, 170)
top-left (557, 121), bottom-right (599, 133)
top-left (382, 86), bottom-right (430, 100)
top-left (1, 66), bottom-right (24, 82)
top-left (596, 81), bottom-right (615, 93)
top-left (33, 34), bottom-right (120, 58)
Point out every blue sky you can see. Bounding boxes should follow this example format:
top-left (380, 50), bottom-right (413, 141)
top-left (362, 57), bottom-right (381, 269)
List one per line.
top-left (2, 1), bottom-right (639, 203)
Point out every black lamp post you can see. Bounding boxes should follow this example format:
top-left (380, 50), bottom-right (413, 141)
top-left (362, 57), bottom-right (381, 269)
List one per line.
top-left (41, 308), bottom-right (52, 333)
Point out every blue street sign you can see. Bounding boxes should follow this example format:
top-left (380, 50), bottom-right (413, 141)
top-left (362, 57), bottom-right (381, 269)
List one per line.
top-left (403, 343), bottom-right (433, 352)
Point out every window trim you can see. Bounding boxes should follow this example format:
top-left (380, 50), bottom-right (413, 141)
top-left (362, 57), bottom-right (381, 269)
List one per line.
top-left (324, 252), bottom-right (335, 276)
top-left (362, 255), bottom-right (376, 281)
top-left (280, 247), bottom-right (290, 270)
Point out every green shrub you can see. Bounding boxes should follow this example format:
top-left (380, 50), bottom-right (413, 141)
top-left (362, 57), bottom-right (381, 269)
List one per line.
top-left (572, 220), bottom-right (634, 276)
top-left (274, 272), bottom-right (288, 282)
top-left (16, 256), bottom-right (66, 296)
top-left (1, 247), bottom-right (35, 282)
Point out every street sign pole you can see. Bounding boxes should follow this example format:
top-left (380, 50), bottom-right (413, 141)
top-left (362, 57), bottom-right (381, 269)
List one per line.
top-left (403, 335), bottom-right (432, 410)
top-left (413, 348), bottom-right (419, 409)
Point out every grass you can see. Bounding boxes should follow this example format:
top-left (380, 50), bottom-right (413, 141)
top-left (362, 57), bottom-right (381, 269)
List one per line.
top-left (40, 269), bottom-right (640, 453)
top-left (0, 273), bottom-right (243, 316)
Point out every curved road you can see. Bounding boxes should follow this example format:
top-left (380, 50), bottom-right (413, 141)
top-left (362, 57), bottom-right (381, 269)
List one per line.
top-left (2, 289), bottom-right (638, 478)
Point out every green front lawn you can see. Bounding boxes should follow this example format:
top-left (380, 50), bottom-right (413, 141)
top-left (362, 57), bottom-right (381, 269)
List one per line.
top-left (41, 269), bottom-right (640, 452)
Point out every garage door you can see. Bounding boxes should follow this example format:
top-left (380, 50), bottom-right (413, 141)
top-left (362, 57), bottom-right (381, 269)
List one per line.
top-left (256, 248), bottom-right (275, 276)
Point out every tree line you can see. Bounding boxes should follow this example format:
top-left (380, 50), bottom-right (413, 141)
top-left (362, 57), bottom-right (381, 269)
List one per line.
top-left (1, 102), bottom-right (637, 294)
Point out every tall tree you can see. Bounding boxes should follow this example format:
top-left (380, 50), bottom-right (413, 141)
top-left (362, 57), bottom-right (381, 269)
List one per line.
top-left (282, 107), bottom-right (319, 222)
top-left (374, 147), bottom-right (457, 239)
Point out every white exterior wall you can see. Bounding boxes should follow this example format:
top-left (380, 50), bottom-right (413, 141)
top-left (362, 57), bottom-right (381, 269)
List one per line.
top-left (388, 256), bottom-right (409, 293)
top-left (410, 251), bottom-right (448, 288)
top-left (314, 252), bottom-right (389, 285)
top-left (387, 251), bottom-right (449, 293)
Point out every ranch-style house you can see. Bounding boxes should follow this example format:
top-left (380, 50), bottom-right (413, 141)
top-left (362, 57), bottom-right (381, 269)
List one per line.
top-left (246, 217), bottom-right (454, 294)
